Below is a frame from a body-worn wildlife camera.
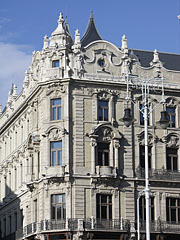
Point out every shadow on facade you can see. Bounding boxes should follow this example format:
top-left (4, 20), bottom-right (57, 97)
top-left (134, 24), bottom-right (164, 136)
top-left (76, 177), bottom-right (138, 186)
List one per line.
top-left (0, 184), bottom-right (22, 240)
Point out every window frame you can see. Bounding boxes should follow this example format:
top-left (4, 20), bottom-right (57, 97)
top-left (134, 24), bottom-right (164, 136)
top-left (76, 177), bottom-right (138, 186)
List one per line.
top-left (166, 147), bottom-right (178, 171)
top-left (52, 60), bottom-right (60, 68)
top-left (166, 198), bottom-right (180, 223)
top-left (51, 98), bottom-right (62, 121)
top-left (51, 194), bottom-right (66, 222)
top-left (98, 100), bottom-right (109, 121)
top-left (139, 145), bottom-right (152, 169)
top-left (97, 143), bottom-right (110, 166)
top-left (50, 141), bottom-right (62, 166)
top-left (96, 194), bottom-right (112, 220)
top-left (139, 196), bottom-right (154, 221)
top-left (166, 106), bottom-right (176, 128)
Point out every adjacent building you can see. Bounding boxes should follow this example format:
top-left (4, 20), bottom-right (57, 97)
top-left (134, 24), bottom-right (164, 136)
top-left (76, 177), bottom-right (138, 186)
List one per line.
top-left (0, 11), bottom-right (180, 240)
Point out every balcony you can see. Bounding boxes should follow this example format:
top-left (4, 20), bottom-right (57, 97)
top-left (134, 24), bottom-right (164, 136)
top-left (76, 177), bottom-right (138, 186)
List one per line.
top-left (139, 221), bottom-right (180, 233)
top-left (136, 167), bottom-right (180, 181)
top-left (16, 218), bottom-right (130, 239)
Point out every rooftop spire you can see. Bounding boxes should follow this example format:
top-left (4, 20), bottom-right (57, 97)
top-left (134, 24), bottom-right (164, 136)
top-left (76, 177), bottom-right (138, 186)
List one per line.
top-left (51, 12), bottom-right (65, 36)
top-left (81, 11), bottom-right (102, 47)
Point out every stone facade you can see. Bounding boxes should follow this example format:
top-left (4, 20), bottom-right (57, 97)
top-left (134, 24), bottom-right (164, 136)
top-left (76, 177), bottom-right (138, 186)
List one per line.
top-left (0, 12), bottom-right (180, 240)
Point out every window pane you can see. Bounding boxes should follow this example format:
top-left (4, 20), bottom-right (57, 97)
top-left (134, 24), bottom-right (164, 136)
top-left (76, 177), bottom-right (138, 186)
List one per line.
top-left (98, 152), bottom-right (103, 165)
top-left (52, 60), bottom-right (59, 68)
top-left (51, 141), bottom-right (62, 149)
top-left (57, 107), bottom-right (61, 120)
top-left (98, 109), bottom-right (103, 121)
top-left (104, 109), bottom-right (108, 121)
top-left (52, 99), bottom-right (61, 106)
top-left (101, 195), bottom-right (107, 203)
top-left (57, 205), bottom-right (61, 220)
top-left (51, 151), bottom-right (56, 166)
top-left (51, 206), bottom-right (56, 219)
top-left (99, 101), bottom-right (108, 107)
top-left (104, 152), bottom-right (109, 166)
top-left (173, 157), bottom-right (178, 170)
top-left (109, 205), bottom-right (112, 219)
top-left (56, 194), bottom-right (62, 203)
top-left (171, 199), bottom-right (176, 206)
top-left (101, 206), bottom-right (107, 218)
top-left (58, 150), bottom-right (62, 165)
top-left (171, 208), bottom-right (176, 221)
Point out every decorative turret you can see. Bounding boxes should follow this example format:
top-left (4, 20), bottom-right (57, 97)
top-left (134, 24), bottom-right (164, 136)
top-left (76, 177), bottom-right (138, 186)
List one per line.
top-left (49, 12), bottom-right (67, 47)
top-left (52, 12), bottom-right (65, 36)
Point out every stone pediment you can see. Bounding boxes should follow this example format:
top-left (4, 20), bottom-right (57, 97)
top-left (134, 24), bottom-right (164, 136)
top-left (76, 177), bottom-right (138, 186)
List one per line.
top-left (83, 40), bottom-right (123, 75)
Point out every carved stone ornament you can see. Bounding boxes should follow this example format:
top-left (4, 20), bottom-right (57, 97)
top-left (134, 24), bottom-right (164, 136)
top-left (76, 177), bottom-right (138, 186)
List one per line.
top-left (137, 131), bottom-right (157, 146)
top-left (89, 124), bottom-right (122, 143)
top-left (162, 133), bottom-right (180, 148)
top-left (97, 127), bottom-right (114, 142)
top-left (87, 88), bottom-right (120, 98)
top-left (46, 82), bottom-right (66, 96)
top-left (45, 126), bottom-right (67, 141)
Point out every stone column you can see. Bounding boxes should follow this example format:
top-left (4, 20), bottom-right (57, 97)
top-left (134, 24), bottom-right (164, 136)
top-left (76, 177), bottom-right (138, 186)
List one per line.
top-left (91, 139), bottom-right (97, 174)
top-left (114, 140), bottom-right (120, 169)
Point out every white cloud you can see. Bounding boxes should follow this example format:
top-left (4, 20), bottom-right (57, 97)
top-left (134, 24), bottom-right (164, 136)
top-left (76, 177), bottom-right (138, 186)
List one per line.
top-left (0, 42), bottom-right (32, 108)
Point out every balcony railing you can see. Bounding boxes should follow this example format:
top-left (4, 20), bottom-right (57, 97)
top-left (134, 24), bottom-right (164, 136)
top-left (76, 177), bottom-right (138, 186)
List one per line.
top-left (139, 221), bottom-right (180, 233)
top-left (16, 218), bottom-right (130, 239)
top-left (136, 167), bottom-right (180, 181)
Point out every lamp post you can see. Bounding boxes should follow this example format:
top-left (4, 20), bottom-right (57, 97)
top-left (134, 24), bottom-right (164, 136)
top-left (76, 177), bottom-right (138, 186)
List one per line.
top-left (121, 74), bottom-right (169, 240)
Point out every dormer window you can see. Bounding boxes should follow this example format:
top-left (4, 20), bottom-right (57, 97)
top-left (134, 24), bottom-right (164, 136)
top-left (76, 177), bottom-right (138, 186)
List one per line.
top-left (52, 60), bottom-right (59, 68)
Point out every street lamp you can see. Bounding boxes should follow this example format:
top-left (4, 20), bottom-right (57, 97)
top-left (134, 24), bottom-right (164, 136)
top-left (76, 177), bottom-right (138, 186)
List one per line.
top-left (121, 74), bottom-right (169, 240)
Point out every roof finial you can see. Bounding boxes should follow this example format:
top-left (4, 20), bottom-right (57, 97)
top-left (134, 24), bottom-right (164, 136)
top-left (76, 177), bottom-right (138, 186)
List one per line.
top-left (43, 35), bottom-right (49, 49)
top-left (51, 12), bottom-right (65, 36)
top-left (75, 29), bottom-right (81, 44)
top-left (153, 49), bottom-right (159, 63)
top-left (121, 35), bottom-right (128, 50)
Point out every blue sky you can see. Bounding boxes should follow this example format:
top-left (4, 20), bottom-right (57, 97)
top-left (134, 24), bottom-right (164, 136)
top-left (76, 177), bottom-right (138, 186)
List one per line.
top-left (0, 0), bottom-right (180, 108)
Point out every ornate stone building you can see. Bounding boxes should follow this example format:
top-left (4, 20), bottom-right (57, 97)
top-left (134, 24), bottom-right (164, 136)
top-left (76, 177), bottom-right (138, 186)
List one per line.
top-left (0, 11), bottom-right (180, 240)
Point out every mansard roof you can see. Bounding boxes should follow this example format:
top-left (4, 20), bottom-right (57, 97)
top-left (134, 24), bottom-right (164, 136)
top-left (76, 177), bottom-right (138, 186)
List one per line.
top-left (81, 11), bottom-right (102, 47)
top-left (131, 49), bottom-right (180, 71)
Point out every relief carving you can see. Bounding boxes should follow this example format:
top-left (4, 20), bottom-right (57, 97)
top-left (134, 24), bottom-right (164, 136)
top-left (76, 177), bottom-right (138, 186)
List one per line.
top-left (162, 133), bottom-right (180, 148)
top-left (46, 82), bottom-right (66, 96)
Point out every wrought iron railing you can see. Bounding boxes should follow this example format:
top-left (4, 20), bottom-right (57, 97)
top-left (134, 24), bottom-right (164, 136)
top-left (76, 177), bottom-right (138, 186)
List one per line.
top-left (16, 218), bottom-right (130, 238)
top-left (136, 167), bottom-right (180, 181)
top-left (139, 221), bottom-right (180, 232)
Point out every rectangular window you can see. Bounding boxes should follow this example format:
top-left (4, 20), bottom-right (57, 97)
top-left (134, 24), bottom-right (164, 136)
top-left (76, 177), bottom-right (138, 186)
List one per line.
top-left (98, 100), bottom-right (108, 121)
top-left (166, 198), bottom-right (180, 223)
top-left (51, 99), bottom-right (61, 121)
top-left (97, 143), bottom-right (109, 166)
top-left (96, 194), bottom-right (112, 219)
top-left (166, 148), bottom-right (178, 171)
top-left (167, 106), bottom-right (176, 128)
top-left (52, 60), bottom-right (59, 68)
top-left (140, 145), bottom-right (151, 169)
top-left (139, 196), bottom-right (154, 221)
top-left (140, 103), bottom-right (149, 126)
top-left (51, 194), bottom-right (66, 221)
top-left (50, 141), bottom-right (62, 166)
